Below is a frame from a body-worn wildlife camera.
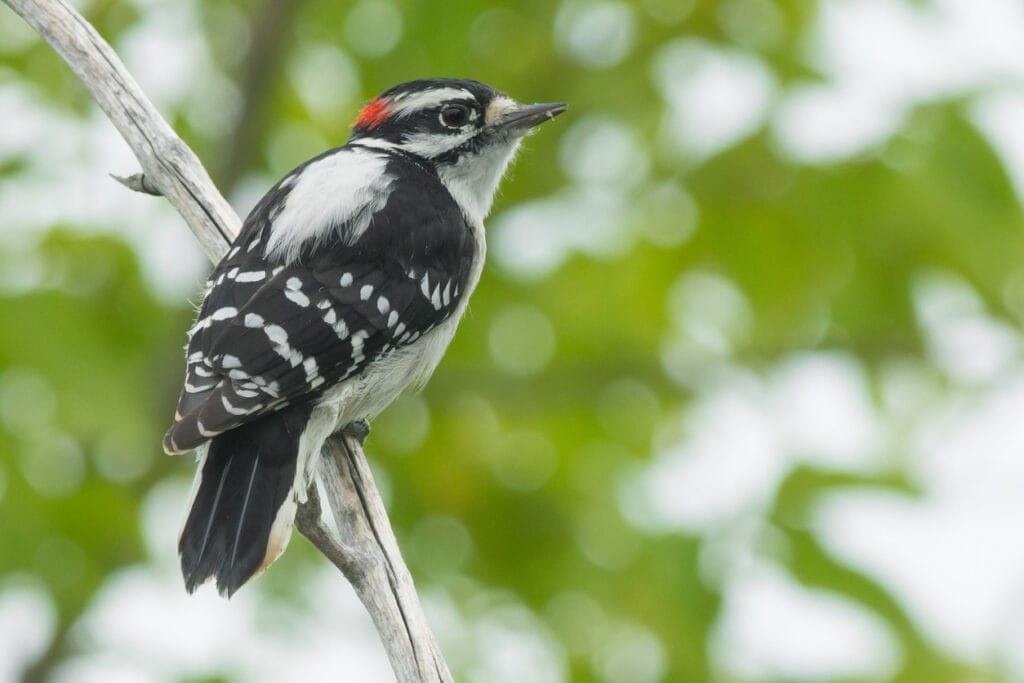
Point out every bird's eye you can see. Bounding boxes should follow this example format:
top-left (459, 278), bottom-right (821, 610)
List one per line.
top-left (440, 104), bottom-right (470, 128)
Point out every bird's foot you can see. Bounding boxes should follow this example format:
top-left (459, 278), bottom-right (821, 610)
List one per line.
top-left (341, 418), bottom-right (371, 446)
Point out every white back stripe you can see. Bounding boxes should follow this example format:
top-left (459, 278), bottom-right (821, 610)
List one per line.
top-left (264, 149), bottom-right (393, 263)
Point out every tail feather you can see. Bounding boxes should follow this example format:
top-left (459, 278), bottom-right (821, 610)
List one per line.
top-left (179, 403), bottom-right (312, 596)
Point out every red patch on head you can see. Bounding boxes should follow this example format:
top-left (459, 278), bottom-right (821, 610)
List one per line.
top-left (354, 97), bottom-right (392, 129)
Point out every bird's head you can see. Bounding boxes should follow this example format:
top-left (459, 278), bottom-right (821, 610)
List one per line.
top-left (349, 78), bottom-right (567, 221)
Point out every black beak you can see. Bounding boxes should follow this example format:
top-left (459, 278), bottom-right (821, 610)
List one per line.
top-left (498, 102), bottom-right (568, 133)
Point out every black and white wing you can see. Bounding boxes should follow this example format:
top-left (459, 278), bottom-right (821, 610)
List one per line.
top-left (164, 150), bottom-right (474, 453)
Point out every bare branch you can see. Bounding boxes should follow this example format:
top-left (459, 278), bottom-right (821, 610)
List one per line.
top-left (4, 1), bottom-right (451, 680)
top-left (297, 438), bottom-right (453, 681)
top-left (5, 0), bottom-right (239, 262)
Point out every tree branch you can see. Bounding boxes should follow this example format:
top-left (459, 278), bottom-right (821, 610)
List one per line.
top-left (3, 0), bottom-right (238, 261)
top-left (4, 1), bottom-right (452, 680)
top-left (214, 0), bottom-right (305, 195)
top-left (296, 439), bottom-right (451, 680)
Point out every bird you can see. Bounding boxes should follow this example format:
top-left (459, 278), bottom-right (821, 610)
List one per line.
top-left (163, 78), bottom-right (566, 596)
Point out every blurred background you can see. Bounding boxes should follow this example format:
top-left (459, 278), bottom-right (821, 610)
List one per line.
top-left (2, 0), bottom-right (1024, 680)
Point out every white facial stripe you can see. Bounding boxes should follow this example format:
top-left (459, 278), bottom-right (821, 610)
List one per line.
top-left (485, 96), bottom-right (518, 126)
top-left (350, 137), bottom-right (398, 150)
top-left (400, 129), bottom-right (476, 158)
top-left (390, 87), bottom-right (474, 116)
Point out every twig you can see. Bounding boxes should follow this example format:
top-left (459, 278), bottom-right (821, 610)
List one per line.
top-left (4, 1), bottom-right (452, 680)
top-left (110, 172), bottom-right (162, 196)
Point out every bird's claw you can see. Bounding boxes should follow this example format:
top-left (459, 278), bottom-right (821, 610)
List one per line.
top-left (341, 418), bottom-right (371, 446)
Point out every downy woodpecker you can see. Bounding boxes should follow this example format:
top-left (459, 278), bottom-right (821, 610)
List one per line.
top-left (164, 78), bottom-right (566, 596)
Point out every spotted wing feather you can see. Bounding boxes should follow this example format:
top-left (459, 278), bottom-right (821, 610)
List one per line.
top-left (165, 153), bottom-right (472, 453)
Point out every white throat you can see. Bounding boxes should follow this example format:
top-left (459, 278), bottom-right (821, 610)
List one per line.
top-left (437, 139), bottom-right (522, 225)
